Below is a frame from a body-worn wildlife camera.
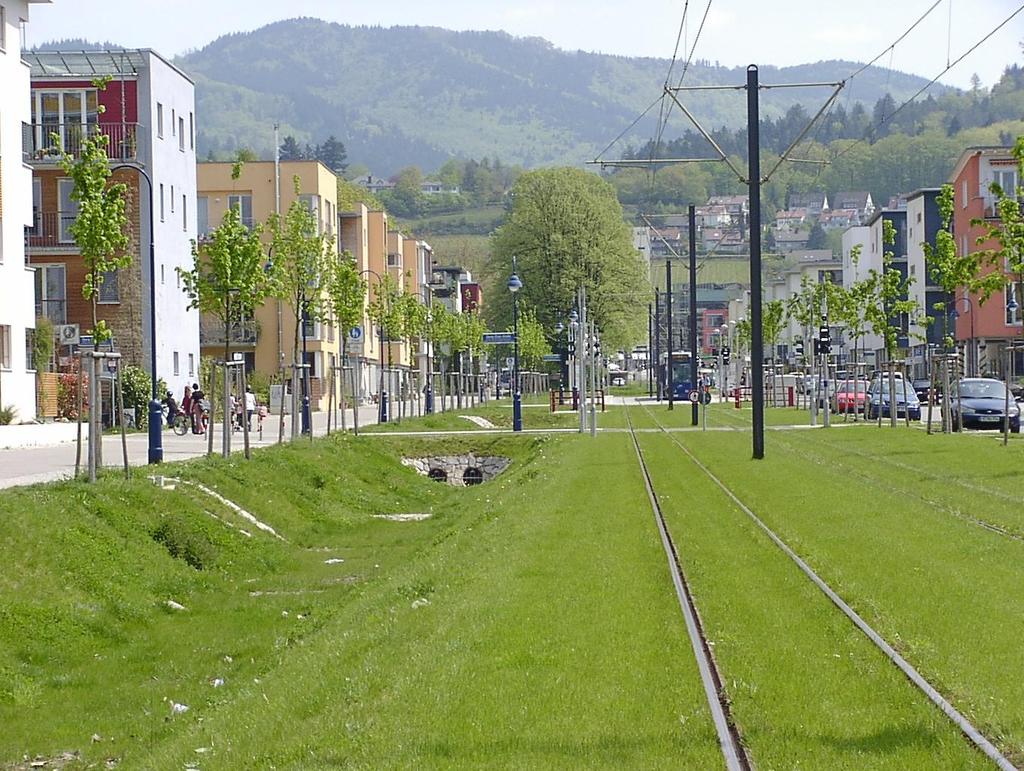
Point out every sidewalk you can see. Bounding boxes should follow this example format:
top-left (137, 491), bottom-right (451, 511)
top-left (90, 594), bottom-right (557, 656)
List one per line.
top-left (0, 399), bottom-right (428, 490)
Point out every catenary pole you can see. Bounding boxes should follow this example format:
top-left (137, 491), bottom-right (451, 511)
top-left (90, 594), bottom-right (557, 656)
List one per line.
top-left (666, 258), bottom-right (674, 410)
top-left (747, 64), bottom-right (765, 459)
top-left (689, 203), bottom-right (699, 425)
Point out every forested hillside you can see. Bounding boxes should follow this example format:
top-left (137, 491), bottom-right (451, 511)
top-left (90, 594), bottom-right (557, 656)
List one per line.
top-left (169, 19), bottom-right (946, 174)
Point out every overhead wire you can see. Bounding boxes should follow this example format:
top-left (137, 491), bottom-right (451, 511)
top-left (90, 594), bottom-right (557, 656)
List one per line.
top-left (833, 1), bottom-right (1024, 163)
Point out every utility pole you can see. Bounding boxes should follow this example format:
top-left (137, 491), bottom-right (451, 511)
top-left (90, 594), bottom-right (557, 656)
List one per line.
top-left (666, 259), bottom-right (674, 410)
top-left (747, 65), bottom-right (765, 460)
top-left (648, 302), bottom-right (654, 398)
top-left (689, 203), bottom-right (699, 426)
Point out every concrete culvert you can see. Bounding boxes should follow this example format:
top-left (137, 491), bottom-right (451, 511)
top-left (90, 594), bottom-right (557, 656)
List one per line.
top-left (428, 468), bottom-right (448, 483)
top-left (463, 467), bottom-right (484, 486)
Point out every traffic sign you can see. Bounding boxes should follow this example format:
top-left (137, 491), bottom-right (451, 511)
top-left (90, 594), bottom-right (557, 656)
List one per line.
top-left (483, 332), bottom-right (517, 345)
top-left (79, 334), bottom-right (94, 348)
top-left (688, 390), bottom-right (700, 403)
top-left (542, 353), bottom-right (562, 362)
top-left (349, 326), bottom-right (363, 341)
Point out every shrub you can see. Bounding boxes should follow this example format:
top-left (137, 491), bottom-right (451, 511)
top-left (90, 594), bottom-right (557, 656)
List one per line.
top-left (56, 363), bottom-right (88, 420)
top-left (0, 406), bottom-right (17, 426)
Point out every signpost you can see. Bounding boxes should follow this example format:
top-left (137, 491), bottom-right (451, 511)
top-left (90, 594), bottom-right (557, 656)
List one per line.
top-left (542, 353), bottom-right (561, 362)
top-left (483, 332), bottom-right (517, 345)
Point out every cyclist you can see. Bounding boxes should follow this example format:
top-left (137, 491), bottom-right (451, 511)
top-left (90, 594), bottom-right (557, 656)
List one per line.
top-left (163, 391), bottom-right (181, 427)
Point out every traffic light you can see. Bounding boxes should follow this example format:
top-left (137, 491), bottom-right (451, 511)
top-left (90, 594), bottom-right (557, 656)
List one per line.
top-left (819, 322), bottom-right (831, 355)
top-left (568, 340), bottom-right (575, 357)
top-left (795, 339), bottom-right (804, 357)
top-left (722, 346), bottom-right (731, 365)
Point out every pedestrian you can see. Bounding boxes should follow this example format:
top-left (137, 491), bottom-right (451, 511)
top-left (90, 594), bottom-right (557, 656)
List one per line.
top-left (182, 385), bottom-right (192, 426)
top-left (244, 385), bottom-right (257, 431)
top-left (190, 382), bottom-right (206, 434)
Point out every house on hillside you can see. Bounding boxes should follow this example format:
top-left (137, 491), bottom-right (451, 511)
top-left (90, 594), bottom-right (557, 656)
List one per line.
top-left (352, 174), bottom-right (396, 194)
top-left (774, 229), bottom-right (810, 254)
top-left (819, 208), bottom-right (858, 231)
top-left (696, 204), bottom-right (732, 228)
top-left (774, 208), bottom-right (808, 232)
top-left (833, 191), bottom-right (875, 223)
top-left (788, 191), bottom-right (829, 217)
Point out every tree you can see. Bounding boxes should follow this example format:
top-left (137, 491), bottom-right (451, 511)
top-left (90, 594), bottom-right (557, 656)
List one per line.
top-left (268, 178), bottom-right (335, 369)
top-left (323, 252), bottom-right (366, 347)
top-left (762, 300), bottom-right (787, 362)
top-left (490, 168), bottom-right (650, 350)
top-left (366, 272), bottom-right (402, 370)
top-left (58, 130), bottom-right (130, 347)
top-left (513, 309), bottom-right (552, 370)
top-left (178, 204), bottom-right (274, 366)
top-left (279, 135), bottom-right (303, 161)
top-left (807, 221), bottom-right (827, 250)
top-left (317, 135), bottom-right (348, 172)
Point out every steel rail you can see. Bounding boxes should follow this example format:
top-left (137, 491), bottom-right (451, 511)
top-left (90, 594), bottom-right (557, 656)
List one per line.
top-left (638, 402), bottom-right (1018, 771)
top-left (623, 404), bottom-right (750, 771)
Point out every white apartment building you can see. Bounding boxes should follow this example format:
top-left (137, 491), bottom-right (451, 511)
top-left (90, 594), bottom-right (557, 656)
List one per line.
top-left (0, 0), bottom-right (49, 423)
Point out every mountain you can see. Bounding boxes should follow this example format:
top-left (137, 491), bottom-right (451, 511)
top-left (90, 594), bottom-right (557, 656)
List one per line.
top-left (50, 20), bottom-right (958, 175)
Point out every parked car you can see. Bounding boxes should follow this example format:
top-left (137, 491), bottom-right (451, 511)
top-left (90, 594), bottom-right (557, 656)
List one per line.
top-left (866, 380), bottom-right (922, 421)
top-left (831, 379), bottom-right (870, 413)
top-left (911, 379), bottom-right (934, 401)
top-left (950, 378), bottom-right (1021, 433)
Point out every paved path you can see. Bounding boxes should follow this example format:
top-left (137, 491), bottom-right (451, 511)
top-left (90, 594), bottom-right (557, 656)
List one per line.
top-left (0, 400), bottom-right (426, 490)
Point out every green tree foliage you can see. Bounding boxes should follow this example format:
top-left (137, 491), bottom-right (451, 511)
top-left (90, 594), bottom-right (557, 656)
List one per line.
top-left (279, 135), bottom-right (303, 161)
top-left (807, 222), bottom-right (827, 250)
top-left (862, 220), bottom-right (922, 361)
top-left (972, 137), bottom-right (1024, 297)
top-left (318, 135), bottom-right (348, 172)
top-left (178, 205), bottom-right (275, 363)
top-left (367, 273), bottom-right (402, 367)
top-left (337, 177), bottom-right (384, 213)
top-left (512, 308), bottom-right (552, 370)
top-left (323, 252), bottom-right (366, 344)
top-left (762, 300), bottom-right (788, 359)
top-left (268, 177), bottom-right (335, 365)
top-left (58, 131), bottom-right (130, 346)
top-left (489, 168), bottom-right (650, 350)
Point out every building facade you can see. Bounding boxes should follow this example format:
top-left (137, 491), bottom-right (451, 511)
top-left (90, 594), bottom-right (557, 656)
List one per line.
top-left (949, 146), bottom-right (1024, 378)
top-left (0, 0), bottom-right (49, 422)
top-left (25, 48), bottom-right (200, 398)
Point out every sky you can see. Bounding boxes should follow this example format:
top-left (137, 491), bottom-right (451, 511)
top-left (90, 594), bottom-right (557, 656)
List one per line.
top-left (25, 0), bottom-right (1023, 90)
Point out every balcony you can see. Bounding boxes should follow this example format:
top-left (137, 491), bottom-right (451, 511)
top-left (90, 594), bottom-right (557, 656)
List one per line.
top-left (23, 121), bottom-right (140, 163)
top-left (25, 211), bottom-right (79, 252)
top-left (200, 317), bottom-right (259, 348)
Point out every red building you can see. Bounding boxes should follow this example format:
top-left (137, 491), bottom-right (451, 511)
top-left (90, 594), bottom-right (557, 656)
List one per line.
top-left (949, 146), bottom-right (1023, 378)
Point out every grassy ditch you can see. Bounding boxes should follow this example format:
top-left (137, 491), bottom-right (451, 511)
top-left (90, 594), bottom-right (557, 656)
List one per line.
top-left (2, 432), bottom-right (722, 768)
top-left (663, 426), bottom-right (1024, 763)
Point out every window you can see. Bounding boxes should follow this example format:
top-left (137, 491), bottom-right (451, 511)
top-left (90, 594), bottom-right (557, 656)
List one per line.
top-left (189, 112), bottom-right (194, 149)
top-left (188, 353), bottom-right (195, 376)
top-left (962, 179), bottom-right (968, 209)
top-left (34, 264), bottom-right (67, 324)
top-left (298, 194), bottom-right (320, 231)
top-left (58, 178), bottom-right (79, 242)
top-left (228, 194), bottom-right (253, 228)
top-left (178, 116), bottom-right (185, 151)
top-left (31, 89), bottom-right (100, 153)
top-left (160, 264), bottom-right (165, 285)
top-left (0, 7), bottom-right (6, 52)
top-left (98, 269), bottom-right (119, 303)
top-left (159, 183), bottom-right (165, 222)
top-left (387, 253), bottom-right (399, 268)
top-left (25, 328), bottom-right (36, 371)
top-left (182, 195), bottom-right (187, 231)
top-left (171, 109), bottom-right (175, 135)
top-left (994, 169), bottom-right (1018, 197)
top-left (173, 351), bottom-right (180, 376)
top-left (170, 185), bottom-right (175, 213)
top-left (0, 325), bottom-right (11, 370)
top-left (156, 103), bottom-right (164, 138)
top-left (197, 196), bottom-right (209, 236)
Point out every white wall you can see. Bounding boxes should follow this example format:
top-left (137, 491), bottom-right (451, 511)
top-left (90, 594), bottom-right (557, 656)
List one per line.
top-left (138, 50), bottom-right (200, 398)
top-left (842, 225), bottom-right (882, 358)
top-left (905, 196), bottom-right (929, 345)
top-left (0, 1), bottom-right (39, 421)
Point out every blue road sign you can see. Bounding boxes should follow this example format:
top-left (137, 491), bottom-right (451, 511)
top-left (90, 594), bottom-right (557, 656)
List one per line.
top-left (542, 353), bottom-right (562, 362)
top-left (349, 326), bottom-right (363, 341)
top-left (483, 332), bottom-right (517, 345)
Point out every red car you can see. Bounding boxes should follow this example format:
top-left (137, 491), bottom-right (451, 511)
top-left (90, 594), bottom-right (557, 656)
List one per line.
top-left (831, 379), bottom-right (870, 413)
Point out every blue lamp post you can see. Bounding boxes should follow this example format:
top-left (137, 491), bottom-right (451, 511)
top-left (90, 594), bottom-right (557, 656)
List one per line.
top-left (112, 163), bottom-right (161, 464)
top-left (508, 261), bottom-right (523, 432)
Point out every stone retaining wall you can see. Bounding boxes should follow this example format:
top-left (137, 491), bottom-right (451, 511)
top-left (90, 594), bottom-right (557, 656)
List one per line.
top-left (401, 455), bottom-right (511, 486)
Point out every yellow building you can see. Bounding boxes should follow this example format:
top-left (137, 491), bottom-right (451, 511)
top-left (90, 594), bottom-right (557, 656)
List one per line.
top-left (196, 160), bottom-right (344, 411)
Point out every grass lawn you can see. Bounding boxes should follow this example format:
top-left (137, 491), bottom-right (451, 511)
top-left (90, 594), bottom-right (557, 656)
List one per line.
top-left (639, 431), bottom-right (988, 769)
top-left (649, 422), bottom-right (1024, 764)
top-left (1, 432), bottom-right (722, 769)
top-left (362, 394), bottom-right (602, 433)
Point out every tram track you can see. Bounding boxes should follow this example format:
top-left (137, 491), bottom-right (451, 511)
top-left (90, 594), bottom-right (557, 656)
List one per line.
top-left (630, 399), bottom-right (1017, 771)
top-left (623, 404), bottom-right (751, 771)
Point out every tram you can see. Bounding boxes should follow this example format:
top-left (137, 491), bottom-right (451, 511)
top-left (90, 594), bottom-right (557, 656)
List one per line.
top-left (659, 350), bottom-right (695, 400)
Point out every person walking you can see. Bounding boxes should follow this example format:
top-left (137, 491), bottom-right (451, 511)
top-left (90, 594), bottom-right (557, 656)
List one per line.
top-left (244, 386), bottom-right (257, 431)
top-left (190, 382), bottom-right (206, 434)
top-left (182, 385), bottom-right (192, 429)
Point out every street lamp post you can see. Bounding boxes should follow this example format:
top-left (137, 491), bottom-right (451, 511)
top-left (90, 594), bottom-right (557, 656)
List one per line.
top-left (112, 163), bottom-right (161, 464)
top-left (424, 288), bottom-right (434, 414)
top-left (555, 321), bottom-right (565, 403)
top-left (953, 294), bottom-right (976, 377)
top-left (508, 259), bottom-right (523, 432)
top-left (569, 309), bottom-right (579, 411)
top-left (299, 287), bottom-right (312, 435)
